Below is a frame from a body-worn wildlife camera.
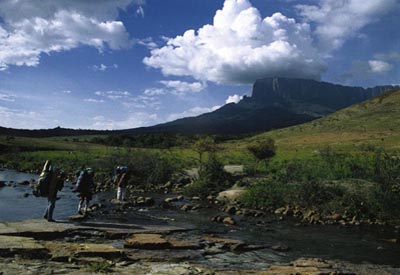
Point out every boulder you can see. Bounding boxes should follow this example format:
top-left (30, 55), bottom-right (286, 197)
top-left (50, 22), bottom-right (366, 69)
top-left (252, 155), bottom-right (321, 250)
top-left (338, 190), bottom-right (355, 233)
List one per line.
top-left (326, 213), bottom-right (342, 221)
top-left (274, 207), bottom-right (286, 215)
top-left (217, 188), bottom-right (247, 202)
top-left (180, 204), bottom-right (192, 212)
top-left (222, 216), bottom-right (236, 226)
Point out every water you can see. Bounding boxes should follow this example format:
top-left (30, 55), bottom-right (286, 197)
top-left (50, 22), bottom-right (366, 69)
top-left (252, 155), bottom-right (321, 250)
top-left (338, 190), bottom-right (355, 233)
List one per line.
top-left (1, 169), bottom-right (400, 268)
top-left (0, 169), bottom-right (99, 221)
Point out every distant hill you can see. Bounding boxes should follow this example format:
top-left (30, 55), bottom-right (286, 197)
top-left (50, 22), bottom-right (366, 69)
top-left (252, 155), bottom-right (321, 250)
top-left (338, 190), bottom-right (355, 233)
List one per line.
top-left (0, 78), bottom-right (397, 137)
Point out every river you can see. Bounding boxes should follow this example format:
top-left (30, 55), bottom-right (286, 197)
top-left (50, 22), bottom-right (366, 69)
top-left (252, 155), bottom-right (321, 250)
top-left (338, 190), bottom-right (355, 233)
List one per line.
top-left (0, 169), bottom-right (399, 269)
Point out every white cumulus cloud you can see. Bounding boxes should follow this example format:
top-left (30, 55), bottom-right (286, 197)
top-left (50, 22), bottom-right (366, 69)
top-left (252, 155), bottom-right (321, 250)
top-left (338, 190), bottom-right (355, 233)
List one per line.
top-left (368, 60), bottom-right (393, 73)
top-left (225, 94), bottom-right (243, 104)
top-left (144, 0), bottom-right (325, 84)
top-left (297, 0), bottom-right (398, 51)
top-left (0, 0), bottom-right (135, 70)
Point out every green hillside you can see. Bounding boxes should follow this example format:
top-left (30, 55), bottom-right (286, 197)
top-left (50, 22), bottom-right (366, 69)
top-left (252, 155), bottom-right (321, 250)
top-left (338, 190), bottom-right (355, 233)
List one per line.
top-left (229, 88), bottom-right (400, 159)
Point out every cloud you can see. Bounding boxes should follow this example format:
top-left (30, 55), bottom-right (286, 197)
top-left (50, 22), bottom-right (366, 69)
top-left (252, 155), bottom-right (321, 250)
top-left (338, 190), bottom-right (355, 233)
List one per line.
top-left (123, 95), bottom-right (161, 109)
top-left (91, 112), bottom-right (159, 130)
top-left (0, 0), bottom-right (135, 70)
top-left (159, 80), bottom-right (205, 95)
top-left (368, 60), bottom-right (393, 73)
top-left (143, 80), bottom-right (205, 96)
top-left (60, 90), bottom-right (72, 94)
top-left (0, 106), bottom-right (49, 129)
top-left (136, 37), bottom-right (158, 50)
top-left (167, 105), bottom-right (221, 121)
top-left (225, 94), bottom-right (243, 104)
top-left (339, 59), bottom-right (394, 83)
top-left (374, 52), bottom-right (400, 62)
top-left (296, 0), bottom-right (398, 51)
top-left (143, 88), bottom-right (167, 96)
top-left (94, 90), bottom-right (131, 100)
top-left (92, 63), bottom-right (118, 72)
top-left (136, 6), bottom-right (145, 18)
top-left (0, 91), bottom-right (16, 102)
top-left (84, 98), bottom-right (105, 103)
top-left (144, 0), bottom-right (325, 84)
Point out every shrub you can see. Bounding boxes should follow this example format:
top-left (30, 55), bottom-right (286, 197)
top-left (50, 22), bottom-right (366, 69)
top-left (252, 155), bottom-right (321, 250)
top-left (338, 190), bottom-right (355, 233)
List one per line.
top-left (184, 154), bottom-right (230, 198)
top-left (87, 261), bottom-right (113, 273)
top-left (247, 138), bottom-right (276, 173)
top-left (241, 180), bottom-right (297, 209)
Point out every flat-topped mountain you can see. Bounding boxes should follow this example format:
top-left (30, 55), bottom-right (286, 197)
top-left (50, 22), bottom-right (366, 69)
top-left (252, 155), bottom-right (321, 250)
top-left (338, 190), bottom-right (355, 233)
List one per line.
top-left (0, 78), bottom-right (397, 137)
top-left (130, 78), bottom-right (396, 135)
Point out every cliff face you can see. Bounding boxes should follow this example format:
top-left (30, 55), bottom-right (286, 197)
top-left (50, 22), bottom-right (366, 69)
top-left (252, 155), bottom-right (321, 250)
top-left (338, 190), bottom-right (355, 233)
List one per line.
top-left (251, 77), bottom-right (394, 111)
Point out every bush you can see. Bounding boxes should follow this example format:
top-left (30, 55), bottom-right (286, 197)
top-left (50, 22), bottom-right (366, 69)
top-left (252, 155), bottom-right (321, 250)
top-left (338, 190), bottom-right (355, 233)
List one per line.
top-left (87, 261), bottom-right (113, 273)
top-left (295, 181), bottom-right (345, 208)
top-left (241, 180), bottom-right (296, 209)
top-left (184, 154), bottom-right (230, 198)
top-left (247, 138), bottom-right (276, 173)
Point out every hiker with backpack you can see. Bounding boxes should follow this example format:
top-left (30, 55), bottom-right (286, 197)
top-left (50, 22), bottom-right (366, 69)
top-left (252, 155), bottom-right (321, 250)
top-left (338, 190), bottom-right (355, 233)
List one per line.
top-left (39, 160), bottom-right (66, 222)
top-left (114, 166), bottom-right (129, 201)
top-left (74, 167), bottom-right (95, 215)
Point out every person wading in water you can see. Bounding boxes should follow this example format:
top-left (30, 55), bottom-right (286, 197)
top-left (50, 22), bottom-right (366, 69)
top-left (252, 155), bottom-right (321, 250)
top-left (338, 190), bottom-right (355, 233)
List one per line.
top-left (40, 160), bottom-right (66, 222)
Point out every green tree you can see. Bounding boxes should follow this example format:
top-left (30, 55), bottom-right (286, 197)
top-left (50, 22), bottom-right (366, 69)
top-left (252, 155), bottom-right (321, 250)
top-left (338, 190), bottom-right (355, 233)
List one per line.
top-left (193, 137), bottom-right (217, 172)
top-left (247, 138), bottom-right (276, 173)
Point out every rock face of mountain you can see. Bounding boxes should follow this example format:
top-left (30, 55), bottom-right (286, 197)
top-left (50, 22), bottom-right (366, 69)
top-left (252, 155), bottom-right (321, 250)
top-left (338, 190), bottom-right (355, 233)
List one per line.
top-left (132, 78), bottom-right (396, 135)
top-left (251, 78), bottom-right (393, 116)
top-left (0, 78), bottom-right (397, 137)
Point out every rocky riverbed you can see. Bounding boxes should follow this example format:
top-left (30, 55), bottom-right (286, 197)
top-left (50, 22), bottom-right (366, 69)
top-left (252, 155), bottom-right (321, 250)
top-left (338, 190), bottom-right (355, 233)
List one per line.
top-left (0, 219), bottom-right (399, 275)
top-left (1, 169), bottom-right (400, 274)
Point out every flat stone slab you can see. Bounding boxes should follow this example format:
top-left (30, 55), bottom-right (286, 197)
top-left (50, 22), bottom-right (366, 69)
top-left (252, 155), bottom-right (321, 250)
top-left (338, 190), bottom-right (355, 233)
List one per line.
top-left (68, 214), bottom-right (87, 221)
top-left (0, 236), bottom-right (49, 259)
top-left (125, 234), bottom-right (203, 250)
top-left (44, 242), bottom-right (123, 260)
top-left (0, 219), bottom-right (189, 239)
top-left (125, 234), bottom-right (171, 249)
top-left (127, 250), bottom-right (202, 262)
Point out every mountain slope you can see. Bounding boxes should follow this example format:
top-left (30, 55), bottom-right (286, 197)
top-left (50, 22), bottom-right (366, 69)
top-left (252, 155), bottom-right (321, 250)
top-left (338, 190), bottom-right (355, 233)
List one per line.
top-left (246, 88), bottom-right (400, 155)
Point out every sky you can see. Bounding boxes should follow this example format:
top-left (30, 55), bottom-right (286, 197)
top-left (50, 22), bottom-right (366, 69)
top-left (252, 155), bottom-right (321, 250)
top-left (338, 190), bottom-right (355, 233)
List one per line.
top-left (0, 0), bottom-right (399, 130)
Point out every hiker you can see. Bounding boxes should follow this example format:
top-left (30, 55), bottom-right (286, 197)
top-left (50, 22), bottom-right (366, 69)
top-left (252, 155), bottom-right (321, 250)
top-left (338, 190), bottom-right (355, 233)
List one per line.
top-left (75, 167), bottom-right (95, 215)
top-left (114, 166), bottom-right (129, 201)
top-left (41, 161), bottom-right (66, 222)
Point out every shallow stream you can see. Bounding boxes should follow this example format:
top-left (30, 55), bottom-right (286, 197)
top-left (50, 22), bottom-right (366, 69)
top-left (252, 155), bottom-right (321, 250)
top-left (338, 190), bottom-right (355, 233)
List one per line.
top-left (1, 169), bottom-right (399, 270)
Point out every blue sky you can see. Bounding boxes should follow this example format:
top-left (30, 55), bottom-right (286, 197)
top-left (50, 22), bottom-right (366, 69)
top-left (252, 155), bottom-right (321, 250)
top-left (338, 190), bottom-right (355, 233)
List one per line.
top-left (0, 0), bottom-right (399, 129)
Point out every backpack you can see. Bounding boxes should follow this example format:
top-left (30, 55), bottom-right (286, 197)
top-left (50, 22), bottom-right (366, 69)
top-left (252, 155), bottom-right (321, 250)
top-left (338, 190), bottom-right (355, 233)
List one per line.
top-left (33, 170), bottom-right (52, 197)
top-left (74, 169), bottom-right (94, 193)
